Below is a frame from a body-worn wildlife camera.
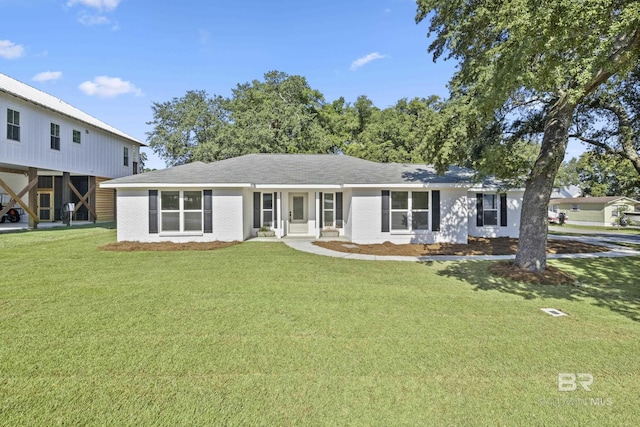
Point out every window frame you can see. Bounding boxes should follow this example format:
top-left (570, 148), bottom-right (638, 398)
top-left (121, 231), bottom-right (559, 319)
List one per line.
top-left (612, 204), bottom-right (628, 217)
top-left (159, 190), bottom-right (203, 234)
top-left (390, 190), bottom-right (429, 232)
top-left (482, 194), bottom-right (498, 226)
top-left (73, 129), bottom-right (82, 144)
top-left (323, 192), bottom-right (335, 228)
top-left (50, 122), bottom-right (60, 150)
top-left (7, 109), bottom-right (20, 141)
top-left (262, 193), bottom-right (274, 229)
top-left (123, 147), bottom-right (129, 166)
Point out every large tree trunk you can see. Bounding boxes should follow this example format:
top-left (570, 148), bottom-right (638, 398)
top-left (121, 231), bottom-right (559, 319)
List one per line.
top-left (514, 97), bottom-right (576, 272)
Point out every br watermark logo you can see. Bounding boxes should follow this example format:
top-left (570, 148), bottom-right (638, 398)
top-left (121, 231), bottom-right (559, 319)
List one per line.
top-left (539, 373), bottom-right (613, 406)
top-left (558, 373), bottom-right (593, 392)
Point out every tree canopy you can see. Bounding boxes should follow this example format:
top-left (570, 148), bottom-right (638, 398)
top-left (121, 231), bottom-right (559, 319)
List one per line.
top-left (416, 0), bottom-right (640, 271)
top-left (147, 71), bottom-right (444, 166)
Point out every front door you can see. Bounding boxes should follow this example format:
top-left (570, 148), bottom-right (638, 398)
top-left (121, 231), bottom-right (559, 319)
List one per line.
top-left (289, 193), bottom-right (308, 234)
top-left (37, 191), bottom-right (53, 221)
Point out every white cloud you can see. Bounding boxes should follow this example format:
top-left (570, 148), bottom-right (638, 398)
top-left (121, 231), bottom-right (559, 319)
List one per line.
top-left (78, 76), bottom-right (143, 98)
top-left (67, 0), bottom-right (121, 12)
top-left (78, 12), bottom-right (110, 26)
top-left (350, 52), bottom-right (387, 71)
top-left (0, 40), bottom-right (25, 60)
top-left (33, 71), bottom-right (63, 83)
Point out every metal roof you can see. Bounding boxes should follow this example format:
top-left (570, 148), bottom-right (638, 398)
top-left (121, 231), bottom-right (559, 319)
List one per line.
top-left (102, 154), bottom-right (501, 188)
top-left (0, 73), bottom-right (145, 146)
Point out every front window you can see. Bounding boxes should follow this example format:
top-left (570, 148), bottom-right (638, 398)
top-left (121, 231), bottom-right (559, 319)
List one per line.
top-left (612, 204), bottom-right (628, 217)
top-left (160, 190), bottom-right (202, 232)
top-left (7, 109), bottom-right (20, 141)
top-left (391, 191), bottom-right (429, 231)
top-left (262, 193), bottom-right (273, 228)
top-left (323, 193), bottom-right (334, 228)
top-left (73, 129), bottom-right (81, 144)
top-left (123, 147), bottom-right (129, 166)
top-left (411, 191), bottom-right (429, 230)
top-left (50, 123), bottom-right (60, 150)
top-left (483, 194), bottom-right (498, 226)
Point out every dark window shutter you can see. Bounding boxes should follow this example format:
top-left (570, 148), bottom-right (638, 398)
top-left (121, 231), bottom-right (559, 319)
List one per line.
top-left (319, 192), bottom-right (323, 228)
top-left (500, 193), bottom-right (508, 227)
top-left (253, 192), bottom-right (261, 228)
top-left (336, 192), bottom-right (343, 228)
top-left (476, 193), bottom-right (483, 227)
top-left (148, 190), bottom-right (158, 234)
top-left (203, 190), bottom-right (212, 233)
top-left (273, 192), bottom-right (278, 229)
top-left (431, 190), bottom-right (440, 232)
top-left (381, 190), bottom-right (390, 232)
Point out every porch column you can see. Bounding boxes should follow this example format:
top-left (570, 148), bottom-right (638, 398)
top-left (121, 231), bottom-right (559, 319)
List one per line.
top-left (62, 172), bottom-right (71, 224)
top-left (315, 192), bottom-right (321, 239)
top-left (276, 192), bottom-right (282, 238)
top-left (28, 168), bottom-right (38, 229)
top-left (89, 176), bottom-right (97, 223)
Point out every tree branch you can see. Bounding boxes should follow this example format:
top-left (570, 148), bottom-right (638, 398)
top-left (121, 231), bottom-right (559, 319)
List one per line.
top-left (581, 28), bottom-right (640, 100)
top-left (568, 133), bottom-right (619, 154)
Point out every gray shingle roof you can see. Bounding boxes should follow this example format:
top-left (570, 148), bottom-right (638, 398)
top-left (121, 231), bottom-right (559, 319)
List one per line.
top-left (102, 154), bottom-right (491, 187)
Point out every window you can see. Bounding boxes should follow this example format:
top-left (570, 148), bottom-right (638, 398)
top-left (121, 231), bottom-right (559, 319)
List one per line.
top-left (571, 204), bottom-right (579, 212)
top-left (483, 194), bottom-right (498, 226)
top-left (612, 204), bottom-right (628, 217)
top-left (411, 191), bottom-right (430, 230)
top-left (73, 130), bottom-right (81, 144)
top-left (123, 147), bottom-right (129, 166)
top-left (160, 190), bottom-right (202, 233)
top-left (50, 123), bottom-right (60, 150)
top-left (7, 109), bottom-right (20, 141)
top-left (262, 193), bottom-right (273, 228)
top-left (390, 191), bottom-right (429, 231)
top-left (323, 193), bottom-right (334, 227)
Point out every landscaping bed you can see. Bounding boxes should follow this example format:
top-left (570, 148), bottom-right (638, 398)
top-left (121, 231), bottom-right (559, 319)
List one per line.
top-left (313, 236), bottom-right (608, 256)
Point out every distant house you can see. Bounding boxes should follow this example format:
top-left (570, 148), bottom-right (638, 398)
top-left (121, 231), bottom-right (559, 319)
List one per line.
top-left (549, 196), bottom-right (640, 227)
top-left (0, 73), bottom-right (145, 226)
top-left (101, 154), bottom-right (525, 244)
top-left (550, 185), bottom-right (582, 199)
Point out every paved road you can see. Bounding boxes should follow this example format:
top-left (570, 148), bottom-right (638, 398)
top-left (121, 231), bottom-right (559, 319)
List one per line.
top-left (549, 225), bottom-right (640, 245)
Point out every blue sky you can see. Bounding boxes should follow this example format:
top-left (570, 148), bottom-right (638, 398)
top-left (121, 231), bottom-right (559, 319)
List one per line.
top-left (1, 0), bottom-right (583, 169)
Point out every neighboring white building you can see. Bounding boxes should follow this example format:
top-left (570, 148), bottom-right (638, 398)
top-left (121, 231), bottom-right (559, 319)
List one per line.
top-left (102, 154), bottom-right (524, 244)
top-left (0, 73), bottom-right (145, 226)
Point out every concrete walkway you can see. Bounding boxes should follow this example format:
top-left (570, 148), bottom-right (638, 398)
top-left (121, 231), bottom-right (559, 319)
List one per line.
top-left (0, 220), bottom-right (96, 233)
top-left (280, 236), bottom-right (640, 262)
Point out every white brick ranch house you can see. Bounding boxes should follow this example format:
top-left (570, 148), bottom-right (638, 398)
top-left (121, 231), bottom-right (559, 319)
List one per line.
top-left (101, 154), bottom-right (524, 244)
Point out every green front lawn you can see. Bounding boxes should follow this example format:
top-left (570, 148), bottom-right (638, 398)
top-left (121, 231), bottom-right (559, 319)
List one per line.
top-left (1, 227), bottom-right (639, 426)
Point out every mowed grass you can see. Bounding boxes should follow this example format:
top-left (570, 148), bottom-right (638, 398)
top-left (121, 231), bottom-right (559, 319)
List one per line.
top-left (0, 227), bottom-right (639, 426)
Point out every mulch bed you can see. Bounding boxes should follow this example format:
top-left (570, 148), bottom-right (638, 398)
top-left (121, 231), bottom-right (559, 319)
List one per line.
top-left (100, 241), bottom-right (240, 252)
top-left (313, 236), bottom-right (608, 257)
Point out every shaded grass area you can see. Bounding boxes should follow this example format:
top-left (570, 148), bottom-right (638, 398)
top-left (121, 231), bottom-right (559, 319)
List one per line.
top-left (1, 227), bottom-right (639, 426)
